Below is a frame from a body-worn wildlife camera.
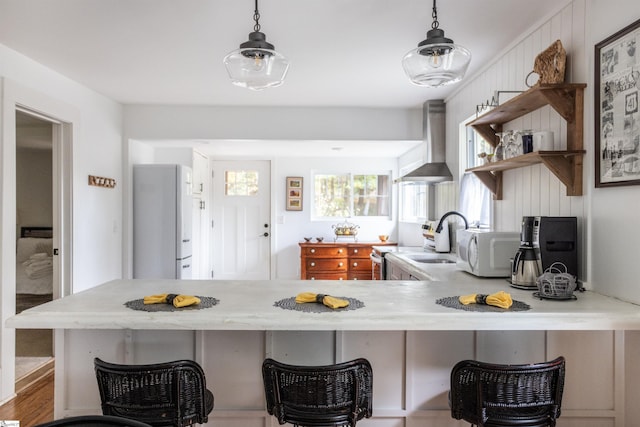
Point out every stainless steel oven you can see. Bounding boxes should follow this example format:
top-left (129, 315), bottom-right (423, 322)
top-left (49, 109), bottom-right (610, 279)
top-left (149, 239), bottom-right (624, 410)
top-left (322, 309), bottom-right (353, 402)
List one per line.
top-left (370, 252), bottom-right (383, 279)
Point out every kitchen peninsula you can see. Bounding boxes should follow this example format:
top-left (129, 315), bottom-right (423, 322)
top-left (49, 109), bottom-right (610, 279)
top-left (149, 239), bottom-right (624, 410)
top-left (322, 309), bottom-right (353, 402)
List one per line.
top-left (8, 279), bottom-right (640, 426)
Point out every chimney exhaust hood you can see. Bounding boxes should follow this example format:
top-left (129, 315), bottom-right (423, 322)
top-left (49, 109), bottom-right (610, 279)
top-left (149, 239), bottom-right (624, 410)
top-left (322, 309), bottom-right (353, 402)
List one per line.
top-left (395, 99), bottom-right (453, 183)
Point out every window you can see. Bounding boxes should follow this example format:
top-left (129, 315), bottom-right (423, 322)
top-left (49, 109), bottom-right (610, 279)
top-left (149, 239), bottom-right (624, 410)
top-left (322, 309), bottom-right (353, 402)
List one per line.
top-left (225, 170), bottom-right (258, 196)
top-left (313, 173), bottom-right (390, 218)
top-left (465, 122), bottom-right (493, 168)
top-left (399, 181), bottom-right (428, 223)
top-left (459, 116), bottom-right (492, 227)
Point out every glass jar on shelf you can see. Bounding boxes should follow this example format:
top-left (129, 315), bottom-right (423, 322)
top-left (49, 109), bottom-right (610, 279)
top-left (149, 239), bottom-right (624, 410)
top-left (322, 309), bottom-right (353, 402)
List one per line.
top-left (493, 131), bottom-right (508, 161)
top-left (521, 129), bottom-right (534, 154)
top-left (503, 130), bottom-right (524, 159)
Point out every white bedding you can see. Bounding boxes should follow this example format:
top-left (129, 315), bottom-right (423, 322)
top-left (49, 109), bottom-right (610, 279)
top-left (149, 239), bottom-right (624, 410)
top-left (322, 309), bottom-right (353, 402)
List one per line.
top-left (16, 237), bottom-right (53, 295)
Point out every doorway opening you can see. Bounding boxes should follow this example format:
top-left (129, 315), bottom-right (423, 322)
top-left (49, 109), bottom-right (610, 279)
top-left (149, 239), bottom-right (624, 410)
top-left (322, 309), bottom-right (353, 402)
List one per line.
top-left (14, 110), bottom-right (56, 388)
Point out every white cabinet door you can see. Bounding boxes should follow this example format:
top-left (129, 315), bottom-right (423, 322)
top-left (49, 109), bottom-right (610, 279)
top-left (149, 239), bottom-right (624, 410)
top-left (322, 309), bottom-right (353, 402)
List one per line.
top-left (192, 150), bottom-right (208, 196)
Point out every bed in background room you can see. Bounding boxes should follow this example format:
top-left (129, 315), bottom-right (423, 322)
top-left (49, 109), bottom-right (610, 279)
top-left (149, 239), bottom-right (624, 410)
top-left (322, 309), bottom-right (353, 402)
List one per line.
top-left (15, 226), bottom-right (53, 313)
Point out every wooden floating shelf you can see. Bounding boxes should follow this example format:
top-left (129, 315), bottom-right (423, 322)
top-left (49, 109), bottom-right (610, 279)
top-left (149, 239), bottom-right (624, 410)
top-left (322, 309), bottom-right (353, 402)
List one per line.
top-left (466, 83), bottom-right (586, 200)
top-left (468, 151), bottom-right (585, 200)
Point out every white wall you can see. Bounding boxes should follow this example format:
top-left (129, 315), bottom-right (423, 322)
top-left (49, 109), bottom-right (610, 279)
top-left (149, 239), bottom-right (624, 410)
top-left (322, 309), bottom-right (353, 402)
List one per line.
top-left (0, 44), bottom-right (124, 292)
top-left (124, 105), bottom-right (422, 141)
top-left (586, 1), bottom-right (640, 304)
top-left (0, 44), bottom-right (123, 402)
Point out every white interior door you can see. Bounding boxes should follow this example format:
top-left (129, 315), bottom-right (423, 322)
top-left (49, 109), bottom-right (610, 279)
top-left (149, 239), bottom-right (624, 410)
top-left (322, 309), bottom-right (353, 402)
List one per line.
top-left (211, 160), bottom-right (271, 280)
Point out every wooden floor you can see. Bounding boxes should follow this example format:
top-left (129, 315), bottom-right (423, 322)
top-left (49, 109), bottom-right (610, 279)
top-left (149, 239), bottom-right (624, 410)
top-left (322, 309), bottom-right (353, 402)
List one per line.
top-left (0, 361), bottom-right (54, 427)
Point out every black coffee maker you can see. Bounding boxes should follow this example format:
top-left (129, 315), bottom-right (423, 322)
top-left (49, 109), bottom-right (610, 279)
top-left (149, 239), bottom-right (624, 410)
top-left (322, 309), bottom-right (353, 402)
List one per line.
top-left (532, 216), bottom-right (578, 277)
top-left (511, 217), bottom-right (541, 289)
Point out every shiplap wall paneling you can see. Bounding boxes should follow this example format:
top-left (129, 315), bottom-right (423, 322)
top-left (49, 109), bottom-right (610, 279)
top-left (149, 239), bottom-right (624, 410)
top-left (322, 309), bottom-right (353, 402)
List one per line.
top-left (406, 331), bottom-right (474, 426)
top-left (341, 331), bottom-right (406, 415)
top-left (443, 2), bottom-right (586, 238)
top-left (202, 330), bottom-right (266, 412)
top-left (60, 330), bottom-right (130, 415)
top-left (548, 330), bottom-right (618, 426)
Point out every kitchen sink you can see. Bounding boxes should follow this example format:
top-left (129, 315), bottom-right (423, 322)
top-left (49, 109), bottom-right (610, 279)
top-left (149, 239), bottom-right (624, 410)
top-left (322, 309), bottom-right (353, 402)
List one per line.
top-left (412, 258), bottom-right (456, 264)
top-left (403, 253), bottom-right (456, 264)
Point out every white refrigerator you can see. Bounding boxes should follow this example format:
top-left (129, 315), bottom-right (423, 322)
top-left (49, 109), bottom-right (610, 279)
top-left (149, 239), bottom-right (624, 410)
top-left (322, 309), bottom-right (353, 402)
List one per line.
top-left (133, 164), bottom-right (193, 279)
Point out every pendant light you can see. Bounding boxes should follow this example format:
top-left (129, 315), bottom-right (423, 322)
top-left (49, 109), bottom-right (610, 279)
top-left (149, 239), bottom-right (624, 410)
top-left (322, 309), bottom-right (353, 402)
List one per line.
top-left (223, 0), bottom-right (289, 90)
top-left (402, 0), bottom-right (471, 87)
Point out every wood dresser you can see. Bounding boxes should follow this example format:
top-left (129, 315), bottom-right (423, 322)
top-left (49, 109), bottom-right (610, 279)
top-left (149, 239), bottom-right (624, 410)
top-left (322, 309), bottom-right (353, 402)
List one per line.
top-left (299, 242), bottom-right (396, 280)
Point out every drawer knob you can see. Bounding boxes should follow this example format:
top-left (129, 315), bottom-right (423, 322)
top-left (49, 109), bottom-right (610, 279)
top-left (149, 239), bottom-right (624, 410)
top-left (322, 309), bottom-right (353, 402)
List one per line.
top-left (353, 262), bottom-right (358, 267)
top-left (339, 277), bottom-right (344, 280)
top-left (338, 249), bottom-right (343, 253)
top-left (311, 277), bottom-right (316, 280)
top-left (338, 262), bottom-right (344, 267)
top-left (310, 262), bottom-right (316, 267)
top-left (354, 249), bottom-right (359, 253)
top-left (310, 249), bottom-right (316, 253)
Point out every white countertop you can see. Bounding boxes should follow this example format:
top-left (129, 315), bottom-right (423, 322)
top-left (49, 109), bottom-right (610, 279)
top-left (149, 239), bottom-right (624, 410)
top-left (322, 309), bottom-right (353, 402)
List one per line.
top-left (6, 279), bottom-right (640, 331)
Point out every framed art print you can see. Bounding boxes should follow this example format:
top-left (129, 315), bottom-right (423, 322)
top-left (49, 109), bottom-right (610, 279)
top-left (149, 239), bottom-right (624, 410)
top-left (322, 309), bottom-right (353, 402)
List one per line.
top-left (286, 177), bottom-right (303, 211)
top-left (595, 18), bottom-right (640, 187)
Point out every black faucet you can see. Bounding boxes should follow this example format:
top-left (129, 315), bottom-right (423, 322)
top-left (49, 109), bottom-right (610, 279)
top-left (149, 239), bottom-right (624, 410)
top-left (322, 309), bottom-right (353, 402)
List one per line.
top-left (435, 211), bottom-right (469, 233)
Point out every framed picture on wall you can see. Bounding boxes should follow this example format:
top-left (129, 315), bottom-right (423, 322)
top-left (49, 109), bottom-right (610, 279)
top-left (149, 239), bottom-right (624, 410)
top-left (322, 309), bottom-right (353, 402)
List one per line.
top-left (286, 177), bottom-right (303, 211)
top-left (595, 18), bottom-right (640, 187)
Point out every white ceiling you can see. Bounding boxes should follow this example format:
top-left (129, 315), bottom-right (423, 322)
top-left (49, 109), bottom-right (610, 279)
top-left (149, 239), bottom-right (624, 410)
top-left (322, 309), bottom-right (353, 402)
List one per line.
top-left (1, 0), bottom-right (564, 157)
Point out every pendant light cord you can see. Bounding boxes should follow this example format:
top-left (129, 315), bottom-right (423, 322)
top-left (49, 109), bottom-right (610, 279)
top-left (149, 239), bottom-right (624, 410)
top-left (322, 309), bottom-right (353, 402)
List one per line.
top-left (431, 0), bottom-right (439, 30)
top-left (253, 0), bottom-right (261, 32)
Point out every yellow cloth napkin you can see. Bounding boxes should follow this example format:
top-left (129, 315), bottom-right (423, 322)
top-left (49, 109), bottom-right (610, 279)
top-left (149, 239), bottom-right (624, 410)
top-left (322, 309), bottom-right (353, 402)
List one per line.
top-left (295, 292), bottom-right (350, 309)
top-left (143, 293), bottom-right (201, 308)
top-left (459, 291), bottom-right (513, 309)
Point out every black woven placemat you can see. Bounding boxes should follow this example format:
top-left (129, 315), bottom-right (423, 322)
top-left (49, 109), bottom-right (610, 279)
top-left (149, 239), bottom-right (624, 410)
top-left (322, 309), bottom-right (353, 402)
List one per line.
top-left (124, 296), bottom-right (219, 312)
top-left (435, 296), bottom-right (530, 312)
top-left (274, 296), bottom-right (364, 313)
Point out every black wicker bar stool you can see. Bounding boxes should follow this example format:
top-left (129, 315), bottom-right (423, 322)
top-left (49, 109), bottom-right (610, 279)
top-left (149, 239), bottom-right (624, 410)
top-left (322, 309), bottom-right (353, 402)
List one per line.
top-left (262, 358), bottom-right (373, 426)
top-left (449, 356), bottom-right (566, 427)
top-left (94, 358), bottom-right (214, 427)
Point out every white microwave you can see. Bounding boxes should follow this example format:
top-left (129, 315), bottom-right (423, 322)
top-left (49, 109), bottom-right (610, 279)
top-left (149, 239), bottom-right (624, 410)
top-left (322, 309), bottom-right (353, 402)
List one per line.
top-left (456, 229), bottom-right (520, 277)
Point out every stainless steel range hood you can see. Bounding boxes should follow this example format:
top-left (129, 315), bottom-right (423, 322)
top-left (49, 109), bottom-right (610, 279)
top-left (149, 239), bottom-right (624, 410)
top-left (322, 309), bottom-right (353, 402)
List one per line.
top-left (395, 99), bottom-right (453, 183)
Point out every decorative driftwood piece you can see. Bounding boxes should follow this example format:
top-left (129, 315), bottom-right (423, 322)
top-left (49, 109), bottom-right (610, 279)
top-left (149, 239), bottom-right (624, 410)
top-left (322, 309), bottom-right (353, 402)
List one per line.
top-left (526, 39), bottom-right (566, 87)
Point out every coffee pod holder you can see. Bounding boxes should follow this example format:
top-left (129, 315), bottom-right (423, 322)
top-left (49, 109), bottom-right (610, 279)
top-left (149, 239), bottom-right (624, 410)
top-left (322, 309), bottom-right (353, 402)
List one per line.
top-left (534, 262), bottom-right (577, 300)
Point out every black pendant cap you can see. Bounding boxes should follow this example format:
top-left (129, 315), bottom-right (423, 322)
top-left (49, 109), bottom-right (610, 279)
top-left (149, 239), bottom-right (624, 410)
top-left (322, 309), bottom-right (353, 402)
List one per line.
top-left (418, 28), bottom-right (454, 56)
top-left (240, 31), bottom-right (275, 51)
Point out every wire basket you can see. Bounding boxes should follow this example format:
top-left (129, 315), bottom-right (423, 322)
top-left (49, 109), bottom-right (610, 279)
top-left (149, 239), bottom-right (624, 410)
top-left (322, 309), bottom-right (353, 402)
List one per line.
top-left (535, 262), bottom-right (577, 299)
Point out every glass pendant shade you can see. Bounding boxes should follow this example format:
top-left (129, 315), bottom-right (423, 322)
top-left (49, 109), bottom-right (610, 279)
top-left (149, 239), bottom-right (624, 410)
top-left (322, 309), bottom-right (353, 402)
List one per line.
top-left (402, 22), bottom-right (471, 87)
top-left (224, 30), bottom-right (290, 90)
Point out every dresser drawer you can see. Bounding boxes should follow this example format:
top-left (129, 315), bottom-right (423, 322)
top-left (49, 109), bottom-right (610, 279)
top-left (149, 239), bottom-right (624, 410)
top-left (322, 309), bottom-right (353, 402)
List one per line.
top-left (303, 246), bottom-right (347, 257)
top-left (347, 246), bottom-right (373, 258)
top-left (306, 258), bottom-right (348, 271)
top-left (349, 259), bottom-right (372, 271)
top-left (348, 271), bottom-right (373, 280)
top-left (306, 272), bottom-right (348, 280)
